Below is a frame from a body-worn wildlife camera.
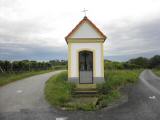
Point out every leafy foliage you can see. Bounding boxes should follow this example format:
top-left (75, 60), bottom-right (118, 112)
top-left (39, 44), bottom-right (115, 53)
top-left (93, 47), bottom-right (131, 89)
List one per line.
top-left (0, 60), bottom-right (68, 73)
top-left (128, 57), bottom-right (149, 68)
top-left (104, 55), bottom-right (160, 70)
top-left (0, 60), bottom-right (67, 86)
top-left (49, 60), bottom-right (67, 66)
top-left (0, 60), bottom-right (52, 73)
top-left (98, 70), bottom-right (140, 94)
top-left (149, 55), bottom-right (160, 69)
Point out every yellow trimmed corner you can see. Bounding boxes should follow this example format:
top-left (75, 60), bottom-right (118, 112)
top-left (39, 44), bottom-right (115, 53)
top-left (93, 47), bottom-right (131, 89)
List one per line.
top-left (101, 43), bottom-right (104, 77)
top-left (68, 43), bottom-right (71, 78)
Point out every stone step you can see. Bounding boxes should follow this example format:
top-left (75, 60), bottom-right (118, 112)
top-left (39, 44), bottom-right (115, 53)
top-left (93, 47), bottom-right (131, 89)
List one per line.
top-left (66, 97), bottom-right (99, 107)
top-left (74, 88), bottom-right (97, 91)
top-left (73, 84), bottom-right (97, 97)
top-left (72, 93), bottom-right (98, 97)
top-left (74, 90), bottom-right (97, 94)
top-left (73, 90), bottom-right (97, 96)
top-left (76, 84), bottom-right (97, 89)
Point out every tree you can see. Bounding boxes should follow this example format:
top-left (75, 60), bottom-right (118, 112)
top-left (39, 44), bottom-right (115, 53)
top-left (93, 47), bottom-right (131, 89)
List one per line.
top-left (149, 55), bottom-right (160, 68)
top-left (128, 57), bottom-right (149, 68)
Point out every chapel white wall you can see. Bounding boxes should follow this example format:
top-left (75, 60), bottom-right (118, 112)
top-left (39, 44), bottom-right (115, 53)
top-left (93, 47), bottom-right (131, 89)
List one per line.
top-left (70, 43), bottom-right (103, 77)
top-left (71, 22), bottom-right (101, 38)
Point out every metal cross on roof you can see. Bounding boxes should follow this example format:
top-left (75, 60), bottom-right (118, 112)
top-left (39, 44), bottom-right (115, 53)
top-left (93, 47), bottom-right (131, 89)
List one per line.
top-left (81, 8), bottom-right (88, 16)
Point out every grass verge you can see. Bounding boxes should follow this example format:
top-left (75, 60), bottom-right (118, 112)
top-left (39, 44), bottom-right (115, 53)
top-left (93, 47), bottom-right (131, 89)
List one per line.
top-left (45, 70), bottom-right (142, 111)
top-left (97, 70), bottom-right (142, 108)
top-left (45, 71), bottom-right (74, 107)
top-left (153, 69), bottom-right (160, 76)
top-left (0, 69), bottom-right (54, 86)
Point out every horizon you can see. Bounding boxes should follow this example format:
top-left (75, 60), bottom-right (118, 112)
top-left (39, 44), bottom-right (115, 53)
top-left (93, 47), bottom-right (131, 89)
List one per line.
top-left (1, 54), bottom-right (159, 63)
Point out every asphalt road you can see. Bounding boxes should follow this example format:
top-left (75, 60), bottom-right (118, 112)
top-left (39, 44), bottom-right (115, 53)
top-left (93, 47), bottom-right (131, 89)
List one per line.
top-left (0, 70), bottom-right (63, 113)
top-left (0, 70), bottom-right (160, 120)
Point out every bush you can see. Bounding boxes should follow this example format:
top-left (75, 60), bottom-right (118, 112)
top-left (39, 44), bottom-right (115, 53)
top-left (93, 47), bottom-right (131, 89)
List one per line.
top-left (104, 61), bottom-right (142, 70)
top-left (149, 55), bottom-right (160, 68)
top-left (0, 60), bottom-right (52, 73)
top-left (98, 70), bottom-right (140, 93)
top-left (104, 61), bottom-right (124, 70)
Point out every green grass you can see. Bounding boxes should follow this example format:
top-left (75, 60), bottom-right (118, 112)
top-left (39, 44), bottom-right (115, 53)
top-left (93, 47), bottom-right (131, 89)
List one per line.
top-left (64, 97), bottom-right (98, 111)
top-left (97, 69), bottom-right (142, 108)
top-left (45, 71), bottom-right (74, 107)
top-left (45, 69), bottom-right (142, 111)
top-left (97, 90), bottom-right (121, 108)
top-left (45, 71), bottom-right (97, 111)
top-left (0, 69), bottom-right (54, 86)
top-left (153, 69), bottom-right (160, 76)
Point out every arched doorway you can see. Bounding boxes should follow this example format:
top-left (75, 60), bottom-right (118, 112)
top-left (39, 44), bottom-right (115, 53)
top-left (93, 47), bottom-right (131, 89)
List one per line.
top-left (79, 50), bottom-right (93, 84)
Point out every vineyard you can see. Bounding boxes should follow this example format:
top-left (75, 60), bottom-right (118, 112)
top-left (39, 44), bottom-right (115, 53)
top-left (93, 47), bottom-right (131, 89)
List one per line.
top-left (0, 60), bottom-right (67, 73)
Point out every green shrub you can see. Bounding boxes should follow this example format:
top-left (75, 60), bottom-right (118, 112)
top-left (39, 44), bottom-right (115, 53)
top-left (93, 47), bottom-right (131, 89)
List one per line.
top-left (98, 70), bottom-right (141, 94)
top-left (104, 61), bottom-right (124, 70)
top-left (97, 70), bottom-right (141, 108)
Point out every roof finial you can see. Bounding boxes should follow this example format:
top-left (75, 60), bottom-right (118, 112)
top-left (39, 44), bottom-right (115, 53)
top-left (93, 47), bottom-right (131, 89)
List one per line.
top-left (81, 8), bottom-right (88, 17)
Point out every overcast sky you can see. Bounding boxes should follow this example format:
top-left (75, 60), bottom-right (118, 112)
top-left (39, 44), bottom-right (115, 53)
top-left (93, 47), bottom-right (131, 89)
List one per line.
top-left (0, 0), bottom-right (160, 61)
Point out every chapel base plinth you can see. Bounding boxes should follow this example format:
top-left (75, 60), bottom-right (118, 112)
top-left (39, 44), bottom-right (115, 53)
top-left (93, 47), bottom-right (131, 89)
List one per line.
top-left (68, 77), bottom-right (105, 84)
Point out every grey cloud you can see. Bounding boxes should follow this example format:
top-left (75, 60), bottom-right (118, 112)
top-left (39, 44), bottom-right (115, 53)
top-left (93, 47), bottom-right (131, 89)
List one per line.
top-left (0, 1), bottom-right (160, 61)
top-left (0, 17), bottom-right (52, 38)
top-left (0, 42), bottom-right (67, 60)
top-left (104, 17), bottom-right (160, 61)
top-left (0, 16), bottom-right (61, 61)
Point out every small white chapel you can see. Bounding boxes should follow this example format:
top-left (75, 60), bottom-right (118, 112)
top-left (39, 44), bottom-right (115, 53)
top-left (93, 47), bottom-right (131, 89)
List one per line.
top-left (65, 16), bottom-right (107, 84)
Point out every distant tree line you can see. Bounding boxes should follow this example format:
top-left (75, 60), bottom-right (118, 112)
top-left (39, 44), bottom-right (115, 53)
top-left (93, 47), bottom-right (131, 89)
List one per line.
top-left (49, 60), bottom-right (67, 66)
top-left (0, 60), bottom-right (52, 73)
top-left (0, 55), bottom-right (159, 73)
top-left (49, 60), bottom-right (67, 70)
top-left (0, 60), bottom-right (68, 73)
top-left (105, 55), bottom-right (160, 70)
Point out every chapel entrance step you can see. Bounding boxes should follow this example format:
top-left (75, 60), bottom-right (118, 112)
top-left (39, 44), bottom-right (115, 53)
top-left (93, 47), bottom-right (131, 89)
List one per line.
top-left (73, 84), bottom-right (97, 96)
top-left (76, 84), bottom-right (96, 89)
